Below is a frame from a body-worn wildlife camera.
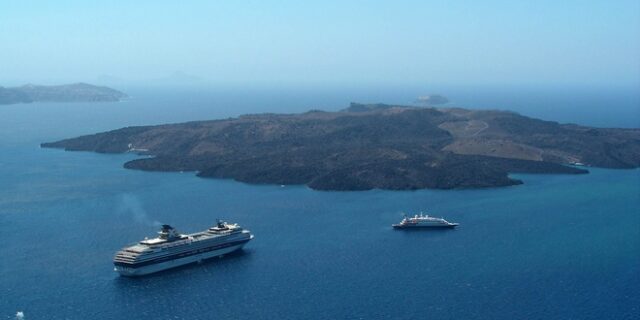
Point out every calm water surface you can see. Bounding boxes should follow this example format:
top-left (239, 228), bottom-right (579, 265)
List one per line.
top-left (1, 86), bottom-right (638, 319)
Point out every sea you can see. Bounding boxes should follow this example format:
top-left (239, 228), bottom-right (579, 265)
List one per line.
top-left (1, 85), bottom-right (639, 319)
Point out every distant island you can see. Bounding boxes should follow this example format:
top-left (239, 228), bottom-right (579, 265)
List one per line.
top-left (415, 94), bottom-right (449, 105)
top-left (42, 103), bottom-right (640, 191)
top-left (0, 83), bottom-right (127, 105)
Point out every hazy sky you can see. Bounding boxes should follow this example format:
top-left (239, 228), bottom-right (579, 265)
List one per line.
top-left (1, 0), bottom-right (639, 86)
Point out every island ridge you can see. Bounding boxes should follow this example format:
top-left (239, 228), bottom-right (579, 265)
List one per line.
top-left (0, 83), bottom-right (127, 104)
top-left (42, 103), bottom-right (640, 191)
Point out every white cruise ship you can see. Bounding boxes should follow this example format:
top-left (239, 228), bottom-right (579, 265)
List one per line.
top-left (392, 213), bottom-right (459, 229)
top-left (114, 221), bottom-right (253, 276)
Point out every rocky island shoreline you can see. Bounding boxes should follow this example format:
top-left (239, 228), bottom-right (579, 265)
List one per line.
top-left (0, 83), bottom-right (127, 104)
top-left (41, 103), bottom-right (640, 191)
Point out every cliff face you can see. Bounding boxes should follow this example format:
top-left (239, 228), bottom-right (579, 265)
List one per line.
top-left (42, 104), bottom-right (640, 191)
top-left (0, 83), bottom-right (127, 104)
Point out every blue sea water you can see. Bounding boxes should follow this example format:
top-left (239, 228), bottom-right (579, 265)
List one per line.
top-left (0, 86), bottom-right (639, 319)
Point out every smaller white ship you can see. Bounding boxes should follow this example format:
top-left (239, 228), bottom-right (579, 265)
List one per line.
top-left (392, 213), bottom-right (459, 229)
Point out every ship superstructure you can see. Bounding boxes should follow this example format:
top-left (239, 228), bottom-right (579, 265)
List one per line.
top-left (114, 221), bottom-right (253, 276)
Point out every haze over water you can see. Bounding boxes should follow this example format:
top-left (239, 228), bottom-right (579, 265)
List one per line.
top-left (2, 1), bottom-right (639, 88)
top-left (0, 87), bottom-right (638, 319)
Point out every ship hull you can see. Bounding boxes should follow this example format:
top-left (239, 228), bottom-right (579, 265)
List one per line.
top-left (114, 241), bottom-right (249, 277)
top-left (392, 224), bottom-right (458, 229)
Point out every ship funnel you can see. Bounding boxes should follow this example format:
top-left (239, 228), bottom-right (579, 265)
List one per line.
top-left (158, 224), bottom-right (180, 240)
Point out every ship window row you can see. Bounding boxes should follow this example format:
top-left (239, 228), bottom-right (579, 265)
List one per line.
top-left (130, 239), bottom-right (245, 262)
